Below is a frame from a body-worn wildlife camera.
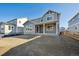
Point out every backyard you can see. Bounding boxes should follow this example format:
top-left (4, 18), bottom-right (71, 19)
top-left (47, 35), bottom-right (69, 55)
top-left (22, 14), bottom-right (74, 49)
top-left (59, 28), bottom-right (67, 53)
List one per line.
top-left (0, 34), bottom-right (40, 55)
top-left (0, 34), bottom-right (79, 56)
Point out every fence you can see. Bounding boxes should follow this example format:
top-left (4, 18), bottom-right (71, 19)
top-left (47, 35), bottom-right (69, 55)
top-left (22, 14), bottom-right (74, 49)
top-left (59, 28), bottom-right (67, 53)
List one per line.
top-left (63, 32), bottom-right (79, 40)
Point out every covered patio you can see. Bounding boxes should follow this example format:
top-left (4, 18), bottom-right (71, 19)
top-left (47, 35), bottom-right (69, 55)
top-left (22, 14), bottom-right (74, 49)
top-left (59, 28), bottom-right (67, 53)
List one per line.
top-left (35, 22), bottom-right (59, 35)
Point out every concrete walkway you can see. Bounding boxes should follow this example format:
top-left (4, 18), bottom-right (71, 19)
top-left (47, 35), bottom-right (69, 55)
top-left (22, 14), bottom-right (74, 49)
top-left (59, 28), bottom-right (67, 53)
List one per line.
top-left (3, 35), bottom-right (79, 56)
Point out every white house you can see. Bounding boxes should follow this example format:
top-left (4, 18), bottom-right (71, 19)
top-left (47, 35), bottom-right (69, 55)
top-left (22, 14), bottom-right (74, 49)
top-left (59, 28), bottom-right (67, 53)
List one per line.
top-left (7, 18), bottom-right (28, 34)
top-left (0, 18), bottom-right (28, 35)
top-left (0, 22), bottom-right (16, 35)
top-left (68, 13), bottom-right (79, 32)
top-left (24, 10), bottom-right (60, 36)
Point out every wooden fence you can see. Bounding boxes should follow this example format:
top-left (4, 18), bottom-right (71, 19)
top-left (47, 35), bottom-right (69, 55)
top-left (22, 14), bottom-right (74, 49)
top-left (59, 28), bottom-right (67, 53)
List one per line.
top-left (63, 32), bottom-right (79, 40)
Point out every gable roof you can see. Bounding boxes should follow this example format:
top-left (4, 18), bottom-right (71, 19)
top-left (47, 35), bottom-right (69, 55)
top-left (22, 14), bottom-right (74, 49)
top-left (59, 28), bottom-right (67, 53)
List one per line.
top-left (23, 20), bottom-right (34, 25)
top-left (23, 10), bottom-right (60, 25)
top-left (7, 18), bottom-right (17, 23)
top-left (31, 10), bottom-right (60, 21)
top-left (43, 10), bottom-right (60, 17)
top-left (68, 13), bottom-right (79, 23)
top-left (0, 22), bottom-right (16, 25)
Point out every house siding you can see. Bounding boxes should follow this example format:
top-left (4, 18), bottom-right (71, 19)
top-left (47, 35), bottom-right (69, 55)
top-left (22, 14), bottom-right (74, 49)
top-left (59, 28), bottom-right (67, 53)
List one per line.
top-left (4, 25), bottom-right (16, 35)
top-left (0, 24), bottom-right (5, 34)
top-left (68, 13), bottom-right (79, 32)
top-left (24, 22), bottom-right (35, 34)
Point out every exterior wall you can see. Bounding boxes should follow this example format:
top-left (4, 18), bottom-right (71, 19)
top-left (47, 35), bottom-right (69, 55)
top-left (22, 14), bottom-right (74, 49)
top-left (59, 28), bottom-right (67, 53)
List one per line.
top-left (4, 25), bottom-right (16, 35)
top-left (68, 14), bottom-right (79, 32)
top-left (0, 24), bottom-right (5, 34)
top-left (68, 14), bottom-right (79, 26)
top-left (16, 18), bottom-right (28, 27)
top-left (24, 22), bottom-right (35, 34)
top-left (42, 12), bottom-right (58, 23)
top-left (8, 18), bottom-right (28, 34)
top-left (0, 24), bottom-right (16, 35)
top-left (16, 27), bottom-right (24, 34)
top-left (68, 23), bottom-right (79, 32)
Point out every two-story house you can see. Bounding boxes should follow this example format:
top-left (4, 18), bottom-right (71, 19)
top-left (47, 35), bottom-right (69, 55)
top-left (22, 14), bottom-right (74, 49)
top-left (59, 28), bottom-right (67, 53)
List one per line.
top-left (24, 10), bottom-right (60, 35)
top-left (68, 13), bottom-right (79, 32)
top-left (7, 18), bottom-right (28, 34)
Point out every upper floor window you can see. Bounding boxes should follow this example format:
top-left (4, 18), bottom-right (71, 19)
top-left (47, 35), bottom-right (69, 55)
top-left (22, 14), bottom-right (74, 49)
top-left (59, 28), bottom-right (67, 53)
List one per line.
top-left (47, 16), bottom-right (52, 20)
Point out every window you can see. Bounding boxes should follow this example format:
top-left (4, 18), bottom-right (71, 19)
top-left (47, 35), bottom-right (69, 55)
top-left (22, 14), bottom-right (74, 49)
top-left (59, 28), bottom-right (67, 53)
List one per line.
top-left (8, 26), bottom-right (11, 30)
top-left (75, 27), bottom-right (77, 30)
top-left (19, 21), bottom-right (21, 23)
top-left (41, 19), bottom-right (43, 22)
top-left (47, 16), bottom-right (52, 20)
top-left (12, 26), bottom-right (13, 30)
top-left (8, 26), bottom-right (13, 30)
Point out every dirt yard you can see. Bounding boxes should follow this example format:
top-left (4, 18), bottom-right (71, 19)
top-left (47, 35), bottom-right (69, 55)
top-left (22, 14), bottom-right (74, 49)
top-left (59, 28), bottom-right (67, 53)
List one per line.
top-left (2, 35), bottom-right (79, 56)
top-left (0, 35), bottom-right (40, 55)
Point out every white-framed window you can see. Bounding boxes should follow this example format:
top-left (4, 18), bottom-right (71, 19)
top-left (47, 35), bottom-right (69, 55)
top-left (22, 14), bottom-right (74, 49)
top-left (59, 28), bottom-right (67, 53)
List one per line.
top-left (8, 26), bottom-right (13, 30)
top-left (47, 15), bottom-right (54, 20)
top-left (8, 26), bottom-right (11, 30)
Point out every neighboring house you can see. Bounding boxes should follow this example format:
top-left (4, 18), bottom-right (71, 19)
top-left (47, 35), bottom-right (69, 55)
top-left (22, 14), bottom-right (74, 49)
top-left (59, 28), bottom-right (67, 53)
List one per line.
top-left (68, 13), bottom-right (79, 32)
top-left (7, 18), bottom-right (28, 34)
top-left (0, 18), bottom-right (28, 35)
top-left (24, 21), bottom-right (35, 34)
top-left (0, 22), bottom-right (16, 35)
top-left (24, 10), bottom-right (60, 35)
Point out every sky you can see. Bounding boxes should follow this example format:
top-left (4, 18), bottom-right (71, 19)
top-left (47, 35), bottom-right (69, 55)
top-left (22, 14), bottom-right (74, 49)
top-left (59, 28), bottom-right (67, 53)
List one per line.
top-left (0, 3), bottom-right (79, 28)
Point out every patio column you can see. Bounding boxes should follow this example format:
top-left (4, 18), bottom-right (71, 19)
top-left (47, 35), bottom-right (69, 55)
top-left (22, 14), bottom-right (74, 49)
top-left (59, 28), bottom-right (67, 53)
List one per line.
top-left (43, 24), bottom-right (45, 34)
top-left (56, 22), bottom-right (59, 35)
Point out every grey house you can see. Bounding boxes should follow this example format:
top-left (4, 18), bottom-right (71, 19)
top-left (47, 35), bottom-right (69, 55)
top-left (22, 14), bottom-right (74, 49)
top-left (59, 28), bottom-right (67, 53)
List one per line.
top-left (24, 10), bottom-right (60, 36)
top-left (68, 13), bottom-right (79, 32)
